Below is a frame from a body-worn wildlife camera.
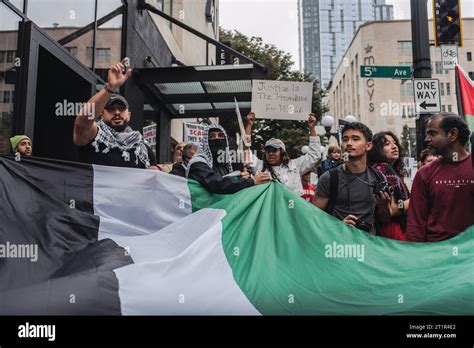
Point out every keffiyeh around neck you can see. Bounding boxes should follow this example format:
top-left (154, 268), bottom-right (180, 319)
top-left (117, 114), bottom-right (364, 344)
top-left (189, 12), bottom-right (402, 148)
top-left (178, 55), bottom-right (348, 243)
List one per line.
top-left (92, 120), bottom-right (150, 167)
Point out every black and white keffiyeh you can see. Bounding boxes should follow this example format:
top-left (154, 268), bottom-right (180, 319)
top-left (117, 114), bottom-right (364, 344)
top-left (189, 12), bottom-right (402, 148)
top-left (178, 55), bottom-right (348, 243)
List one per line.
top-left (186, 124), bottom-right (233, 177)
top-left (91, 120), bottom-right (150, 167)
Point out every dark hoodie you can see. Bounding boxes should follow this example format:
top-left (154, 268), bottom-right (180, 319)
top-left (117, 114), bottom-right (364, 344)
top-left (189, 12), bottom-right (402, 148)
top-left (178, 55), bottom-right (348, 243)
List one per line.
top-left (186, 124), bottom-right (254, 194)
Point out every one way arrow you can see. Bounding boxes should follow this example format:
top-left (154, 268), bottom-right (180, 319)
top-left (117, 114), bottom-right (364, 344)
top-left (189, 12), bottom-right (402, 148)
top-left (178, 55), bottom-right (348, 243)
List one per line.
top-left (420, 101), bottom-right (437, 109)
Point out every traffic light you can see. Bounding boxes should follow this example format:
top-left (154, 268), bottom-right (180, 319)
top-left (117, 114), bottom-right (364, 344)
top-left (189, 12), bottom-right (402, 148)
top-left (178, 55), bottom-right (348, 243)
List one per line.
top-left (433, 0), bottom-right (463, 46)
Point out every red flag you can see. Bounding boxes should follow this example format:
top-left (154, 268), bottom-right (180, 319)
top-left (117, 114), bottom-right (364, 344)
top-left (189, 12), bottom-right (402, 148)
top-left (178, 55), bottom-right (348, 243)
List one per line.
top-left (456, 64), bottom-right (474, 131)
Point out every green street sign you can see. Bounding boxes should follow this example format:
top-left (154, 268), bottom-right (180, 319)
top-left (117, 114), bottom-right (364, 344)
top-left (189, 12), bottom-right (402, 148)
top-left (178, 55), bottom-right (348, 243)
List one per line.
top-left (360, 65), bottom-right (411, 79)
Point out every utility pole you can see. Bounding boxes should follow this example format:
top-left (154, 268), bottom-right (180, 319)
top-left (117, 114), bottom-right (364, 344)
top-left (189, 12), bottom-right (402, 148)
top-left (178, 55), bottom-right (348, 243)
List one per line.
top-left (410, 0), bottom-right (432, 159)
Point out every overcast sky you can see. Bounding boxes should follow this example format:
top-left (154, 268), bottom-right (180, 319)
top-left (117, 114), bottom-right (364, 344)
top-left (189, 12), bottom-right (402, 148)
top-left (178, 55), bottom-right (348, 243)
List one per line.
top-left (219, 0), bottom-right (474, 71)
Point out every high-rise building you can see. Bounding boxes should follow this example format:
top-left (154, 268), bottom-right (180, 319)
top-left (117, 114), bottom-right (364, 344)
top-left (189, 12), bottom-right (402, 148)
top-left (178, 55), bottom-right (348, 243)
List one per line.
top-left (374, 0), bottom-right (394, 20)
top-left (298, 0), bottom-right (394, 88)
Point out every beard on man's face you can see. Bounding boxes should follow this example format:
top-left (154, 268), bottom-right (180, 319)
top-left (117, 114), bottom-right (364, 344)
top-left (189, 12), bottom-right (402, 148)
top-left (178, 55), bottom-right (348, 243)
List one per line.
top-left (105, 118), bottom-right (129, 132)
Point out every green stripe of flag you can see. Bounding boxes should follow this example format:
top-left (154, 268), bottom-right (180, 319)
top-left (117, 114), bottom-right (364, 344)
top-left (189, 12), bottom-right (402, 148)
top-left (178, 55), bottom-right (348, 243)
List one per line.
top-left (189, 181), bottom-right (474, 315)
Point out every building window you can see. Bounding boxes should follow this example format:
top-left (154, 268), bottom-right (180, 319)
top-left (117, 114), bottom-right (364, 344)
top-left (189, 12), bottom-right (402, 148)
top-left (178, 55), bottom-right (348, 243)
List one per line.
top-left (447, 105), bottom-right (452, 112)
top-left (65, 47), bottom-right (77, 58)
top-left (406, 82), bottom-right (414, 97)
top-left (435, 61), bottom-right (443, 74)
top-left (2, 91), bottom-right (11, 104)
top-left (446, 82), bottom-right (451, 96)
top-left (440, 82), bottom-right (445, 96)
top-left (96, 48), bottom-right (111, 63)
top-left (6, 51), bottom-right (15, 63)
top-left (86, 47), bottom-right (93, 61)
top-left (0, 50), bottom-right (16, 63)
top-left (469, 72), bottom-right (474, 80)
top-left (399, 82), bottom-right (413, 97)
top-left (430, 45), bottom-right (441, 55)
top-left (467, 52), bottom-right (472, 61)
top-left (86, 47), bottom-right (111, 63)
top-left (397, 41), bottom-right (412, 56)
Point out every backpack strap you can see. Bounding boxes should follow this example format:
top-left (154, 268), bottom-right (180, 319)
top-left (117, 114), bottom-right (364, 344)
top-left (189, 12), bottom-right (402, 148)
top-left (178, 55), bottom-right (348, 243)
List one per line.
top-left (367, 165), bottom-right (388, 236)
top-left (325, 167), bottom-right (339, 215)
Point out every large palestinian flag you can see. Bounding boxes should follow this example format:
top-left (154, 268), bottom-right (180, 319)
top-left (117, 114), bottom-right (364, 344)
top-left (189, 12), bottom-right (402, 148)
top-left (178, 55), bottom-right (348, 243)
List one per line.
top-left (0, 155), bottom-right (473, 315)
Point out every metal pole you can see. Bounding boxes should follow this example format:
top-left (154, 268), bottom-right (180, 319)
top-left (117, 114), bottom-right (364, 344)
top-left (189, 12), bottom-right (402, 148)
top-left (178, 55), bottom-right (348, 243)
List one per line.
top-left (410, 0), bottom-right (432, 159)
top-left (91, 0), bottom-right (98, 75)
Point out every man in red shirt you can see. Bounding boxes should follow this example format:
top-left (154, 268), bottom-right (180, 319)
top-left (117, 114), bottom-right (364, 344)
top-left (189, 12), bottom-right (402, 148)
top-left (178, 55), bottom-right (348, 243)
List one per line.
top-left (407, 113), bottom-right (474, 242)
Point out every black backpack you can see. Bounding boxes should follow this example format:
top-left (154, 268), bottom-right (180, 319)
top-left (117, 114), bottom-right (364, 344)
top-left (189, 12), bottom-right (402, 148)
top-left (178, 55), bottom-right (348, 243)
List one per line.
top-left (325, 165), bottom-right (386, 216)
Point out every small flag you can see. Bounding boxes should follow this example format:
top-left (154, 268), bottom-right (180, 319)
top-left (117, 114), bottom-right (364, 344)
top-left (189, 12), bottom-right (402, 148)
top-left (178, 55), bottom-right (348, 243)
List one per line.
top-left (455, 64), bottom-right (474, 131)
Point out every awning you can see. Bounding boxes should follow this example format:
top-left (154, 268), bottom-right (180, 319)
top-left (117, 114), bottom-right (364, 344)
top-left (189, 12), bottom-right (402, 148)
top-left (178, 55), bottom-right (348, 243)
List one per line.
top-left (135, 63), bottom-right (266, 118)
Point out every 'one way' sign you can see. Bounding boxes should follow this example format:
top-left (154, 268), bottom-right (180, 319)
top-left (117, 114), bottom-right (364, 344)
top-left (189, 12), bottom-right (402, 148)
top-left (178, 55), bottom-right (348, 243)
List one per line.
top-left (414, 79), bottom-right (441, 113)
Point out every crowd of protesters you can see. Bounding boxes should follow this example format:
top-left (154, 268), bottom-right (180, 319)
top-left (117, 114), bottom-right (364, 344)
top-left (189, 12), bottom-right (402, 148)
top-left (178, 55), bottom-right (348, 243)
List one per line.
top-left (9, 59), bottom-right (473, 244)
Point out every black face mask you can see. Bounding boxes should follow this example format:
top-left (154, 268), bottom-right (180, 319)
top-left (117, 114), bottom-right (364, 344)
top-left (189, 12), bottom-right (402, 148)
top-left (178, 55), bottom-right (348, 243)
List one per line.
top-left (209, 139), bottom-right (227, 163)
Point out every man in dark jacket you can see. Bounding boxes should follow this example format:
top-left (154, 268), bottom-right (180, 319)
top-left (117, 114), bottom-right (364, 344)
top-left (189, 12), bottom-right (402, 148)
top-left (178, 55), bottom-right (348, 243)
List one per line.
top-left (186, 124), bottom-right (271, 194)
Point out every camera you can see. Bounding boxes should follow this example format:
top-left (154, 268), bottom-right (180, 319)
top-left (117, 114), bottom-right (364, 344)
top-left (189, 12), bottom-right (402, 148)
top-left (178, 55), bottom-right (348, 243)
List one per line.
top-left (372, 180), bottom-right (394, 196)
top-left (355, 219), bottom-right (373, 233)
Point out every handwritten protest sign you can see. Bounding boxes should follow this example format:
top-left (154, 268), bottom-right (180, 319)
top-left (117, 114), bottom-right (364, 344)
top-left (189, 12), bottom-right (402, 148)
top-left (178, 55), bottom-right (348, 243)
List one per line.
top-left (183, 123), bottom-right (206, 144)
top-left (143, 124), bottom-right (157, 147)
top-left (251, 80), bottom-right (313, 120)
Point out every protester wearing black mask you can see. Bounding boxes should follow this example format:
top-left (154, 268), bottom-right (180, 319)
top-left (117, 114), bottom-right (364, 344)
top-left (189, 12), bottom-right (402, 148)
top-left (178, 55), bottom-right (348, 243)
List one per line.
top-left (186, 124), bottom-right (271, 194)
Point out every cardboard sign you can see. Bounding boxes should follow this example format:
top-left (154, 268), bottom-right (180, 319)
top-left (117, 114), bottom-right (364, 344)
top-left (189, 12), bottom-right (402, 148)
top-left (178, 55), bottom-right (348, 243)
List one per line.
top-left (183, 122), bottom-right (206, 144)
top-left (143, 124), bottom-right (157, 146)
top-left (251, 80), bottom-right (313, 120)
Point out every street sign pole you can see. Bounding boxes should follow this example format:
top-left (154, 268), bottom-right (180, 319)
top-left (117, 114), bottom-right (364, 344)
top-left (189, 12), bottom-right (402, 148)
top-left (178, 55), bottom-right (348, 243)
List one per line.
top-left (411, 0), bottom-right (432, 160)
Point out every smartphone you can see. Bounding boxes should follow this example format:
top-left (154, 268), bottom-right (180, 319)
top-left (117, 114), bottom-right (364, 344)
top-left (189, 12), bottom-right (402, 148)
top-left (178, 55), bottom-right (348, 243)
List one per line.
top-left (122, 57), bottom-right (130, 74)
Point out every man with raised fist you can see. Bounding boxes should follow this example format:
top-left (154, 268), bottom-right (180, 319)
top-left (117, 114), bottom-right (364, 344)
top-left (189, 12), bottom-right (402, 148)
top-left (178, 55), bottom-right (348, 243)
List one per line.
top-left (73, 58), bottom-right (158, 170)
